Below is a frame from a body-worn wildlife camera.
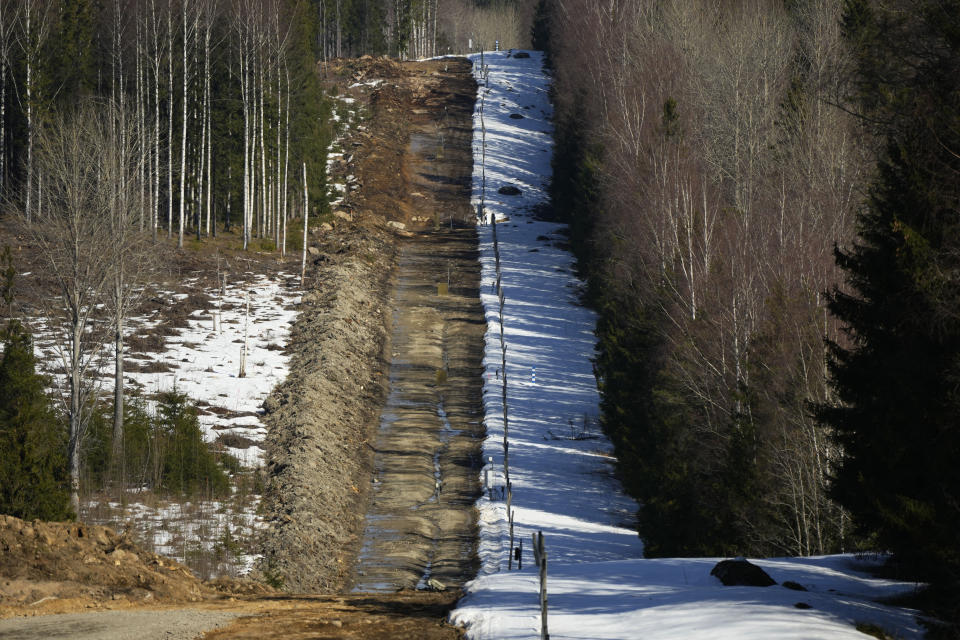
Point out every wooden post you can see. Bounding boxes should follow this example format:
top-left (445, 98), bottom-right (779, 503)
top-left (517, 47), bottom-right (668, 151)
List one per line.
top-left (239, 292), bottom-right (249, 378)
top-left (537, 531), bottom-right (548, 640)
top-left (301, 162), bottom-right (308, 287)
top-left (508, 508), bottom-right (514, 570)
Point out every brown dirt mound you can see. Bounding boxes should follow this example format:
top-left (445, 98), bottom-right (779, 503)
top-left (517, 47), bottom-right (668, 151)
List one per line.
top-left (0, 514), bottom-right (207, 614)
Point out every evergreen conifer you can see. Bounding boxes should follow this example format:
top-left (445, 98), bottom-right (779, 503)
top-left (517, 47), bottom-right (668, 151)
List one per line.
top-left (820, 0), bottom-right (960, 624)
top-left (0, 248), bottom-right (72, 521)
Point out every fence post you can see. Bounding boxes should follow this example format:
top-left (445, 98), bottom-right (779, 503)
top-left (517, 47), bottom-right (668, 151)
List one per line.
top-left (508, 508), bottom-right (515, 569)
top-left (537, 531), bottom-right (549, 640)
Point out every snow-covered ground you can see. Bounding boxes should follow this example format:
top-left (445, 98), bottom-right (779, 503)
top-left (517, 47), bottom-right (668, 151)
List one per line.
top-left (451, 49), bottom-right (926, 640)
top-left (27, 269), bottom-right (299, 575)
top-left (32, 272), bottom-right (300, 467)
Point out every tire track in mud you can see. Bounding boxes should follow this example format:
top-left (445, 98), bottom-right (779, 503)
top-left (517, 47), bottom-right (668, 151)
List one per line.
top-left (260, 57), bottom-right (482, 595)
top-left (351, 60), bottom-right (485, 591)
top-left (351, 228), bottom-right (485, 591)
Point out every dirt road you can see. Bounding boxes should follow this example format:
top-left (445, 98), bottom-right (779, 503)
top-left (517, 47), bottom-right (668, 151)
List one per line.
top-left (351, 227), bottom-right (484, 592)
top-left (350, 54), bottom-right (484, 592)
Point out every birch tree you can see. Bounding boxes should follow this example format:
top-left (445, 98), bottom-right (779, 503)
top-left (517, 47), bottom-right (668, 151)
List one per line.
top-left (102, 101), bottom-right (153, 484)
top-left (18, 0), bottom-right (54, 224)
top-left (0, 1), bottom-right (19, 194)
top-left (24, 103), bottom-right (116, 514)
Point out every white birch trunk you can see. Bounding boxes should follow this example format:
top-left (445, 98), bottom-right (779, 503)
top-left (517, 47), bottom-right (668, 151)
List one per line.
top-left (301, 162), bottom-right (308, 286)
top-left (178, 0), bottom-right (189, 248)
top-left (167, 4), bottom-right (174, 238)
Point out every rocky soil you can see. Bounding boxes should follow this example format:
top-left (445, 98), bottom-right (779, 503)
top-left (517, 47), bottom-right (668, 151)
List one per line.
top-left (0, 515), bottom-right (206, 613)
top-left (0, 514), bottom-right (270, 617)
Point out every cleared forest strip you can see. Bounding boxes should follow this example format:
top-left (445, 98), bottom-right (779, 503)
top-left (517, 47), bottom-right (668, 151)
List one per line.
top-left (258, 57), bottom-right (478, 593)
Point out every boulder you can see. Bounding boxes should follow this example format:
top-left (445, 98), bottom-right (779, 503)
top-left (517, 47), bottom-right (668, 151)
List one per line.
top-left (710, 558), bottom-right (776, 587)
top-left (514, 51), bottom-right (531, 59)
top-left (387, 220), bottom-right (406, 230)
top-left (509, 113), bottom-right (524, 119)
top-left (334, 210), bottom-right (353, 222)
top-left (320, 222), bottom-right (334, 232)
top-left (498, 185), bottom-right (522, 196)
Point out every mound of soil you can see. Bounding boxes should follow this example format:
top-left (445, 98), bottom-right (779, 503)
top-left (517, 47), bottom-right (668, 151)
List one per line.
top-left (0, 514), bottom-right (207, 613)
top-left (258, 218), bottom-right (397, 593)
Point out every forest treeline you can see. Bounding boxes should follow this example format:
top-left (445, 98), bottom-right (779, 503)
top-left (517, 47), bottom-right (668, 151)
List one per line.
top-left (315, 0), bottom-right (534, 59)
top-left (546, 0), bottom-right (862, 559)
top-left (543, 0), bottom-right (960, 625)
top-left (0, 0), bottom-right (534, 245)
top-left (0, 0), bottom-right (334, 248)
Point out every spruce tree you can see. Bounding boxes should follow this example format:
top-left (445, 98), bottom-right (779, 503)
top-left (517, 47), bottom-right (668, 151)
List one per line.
top-left (820, 0), bottom-right (960, 616)
top-left (0, 248), bottom-right (72, 521)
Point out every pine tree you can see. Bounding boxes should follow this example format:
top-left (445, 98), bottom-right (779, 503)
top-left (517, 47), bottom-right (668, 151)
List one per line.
top-left (819, 0), bottom-right (960, 618)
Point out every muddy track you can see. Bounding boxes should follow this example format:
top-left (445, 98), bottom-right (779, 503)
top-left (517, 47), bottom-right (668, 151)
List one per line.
top-left (259, 57), bottom-right (481, 595)
top-left (351, 227), bottom-right (484, 591)
top-left (351, 55), bottom-right (484, 592)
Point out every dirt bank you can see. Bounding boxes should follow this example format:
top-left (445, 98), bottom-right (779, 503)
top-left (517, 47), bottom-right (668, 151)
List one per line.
top-left (258, 216), bottom-right (397, 592)
top-left (0, 515), bottom-right (207, 614)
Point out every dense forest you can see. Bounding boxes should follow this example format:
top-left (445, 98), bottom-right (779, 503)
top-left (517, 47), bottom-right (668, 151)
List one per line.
top-left (542, 0), bottom-right (960, 628)
top-left (0, 0), bottom-right (333, 248)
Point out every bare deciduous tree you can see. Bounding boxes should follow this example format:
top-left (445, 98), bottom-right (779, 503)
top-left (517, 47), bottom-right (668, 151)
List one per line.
top-left (102, 101), bottom-right (154, 486)
top-left (22, 103), bottom-right (116, 513)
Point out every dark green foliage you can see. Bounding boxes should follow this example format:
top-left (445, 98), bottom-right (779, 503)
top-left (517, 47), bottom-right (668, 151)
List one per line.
top-left (80, 396), bottom-right (155, 491)
top-left (155, 390), bottom-right (230, 497)
top-left (49, 0), bottom-right (100, 102)
top-left (81, 392), bottom-right (234, 499)
top-left (818, 0), bottom-right (960, 626)
top-left (0, 319), bottom-right (72, 521)
top-left (549, 91), bottom-right (602, 273)
top-left (530, 0), bottom-right (552, 63)
top-left (0, 250), bottom-right (72, 521)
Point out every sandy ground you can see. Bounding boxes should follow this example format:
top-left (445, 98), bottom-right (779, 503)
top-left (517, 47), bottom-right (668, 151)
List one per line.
top-left (0, 609), bottom-right (240, 640)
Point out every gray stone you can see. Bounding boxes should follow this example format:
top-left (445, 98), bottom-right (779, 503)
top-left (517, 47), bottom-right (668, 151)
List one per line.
top-left (710, 558), bottom-right (776, 587)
